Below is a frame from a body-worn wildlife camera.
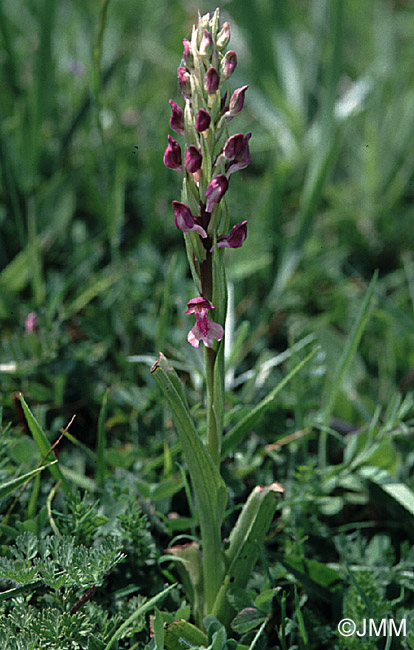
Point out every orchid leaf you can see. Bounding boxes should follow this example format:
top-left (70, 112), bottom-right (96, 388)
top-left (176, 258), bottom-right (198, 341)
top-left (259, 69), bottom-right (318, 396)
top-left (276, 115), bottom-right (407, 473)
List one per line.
top-left (151, 353), bottom-right (227, 616)
top-left (212, 482), bottom-right (283, 625)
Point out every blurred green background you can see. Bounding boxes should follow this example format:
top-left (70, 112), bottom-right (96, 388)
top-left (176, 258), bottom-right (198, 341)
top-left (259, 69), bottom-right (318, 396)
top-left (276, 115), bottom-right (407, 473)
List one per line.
top-left (1, 0), bottom-right (414, 447)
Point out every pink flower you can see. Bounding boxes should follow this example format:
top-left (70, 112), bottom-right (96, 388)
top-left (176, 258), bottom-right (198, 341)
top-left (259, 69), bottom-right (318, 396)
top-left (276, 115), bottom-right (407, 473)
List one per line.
top-left (195, 109), bottom-right (211, 132)
top-left (182, 38), bottom-right (193, 67)
top-left (177, 67), bottom-right (191, 98)
top-left (164, 135), bottom-right (182, 171)
top-left (216, 22), bottom-right (230, 50)
top-left (169, 100), bottom-right (185, 135)
top-left (204, 67), bottom-right (220, 94)
top-left (185, 297), bottom-right (224, 348)
top-left (224, 133), bottom-right (251, 175)
top-left (221, 51), bottom-right (237, 80)
top-left (185, 145), bottom-right (202, 173)
top-left (199, 29), bottom-right (213, 57)
top-left (227, 85), bottom-right (249, 116)
top-left (216, 221), bottom-right (248, 249)
top-left (205, 174), bottom-right (229, 213)
top-left (172, 201), bottom-right (207, 238)
top-left (25, 311), bottom-right (38, 333)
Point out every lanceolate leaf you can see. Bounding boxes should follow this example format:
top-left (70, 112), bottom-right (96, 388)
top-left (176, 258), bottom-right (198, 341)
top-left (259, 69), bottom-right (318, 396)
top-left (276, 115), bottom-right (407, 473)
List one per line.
top-left (212, 482), bottom-right (283, 625)
top-left (151, 353), bottom-right (227, 615)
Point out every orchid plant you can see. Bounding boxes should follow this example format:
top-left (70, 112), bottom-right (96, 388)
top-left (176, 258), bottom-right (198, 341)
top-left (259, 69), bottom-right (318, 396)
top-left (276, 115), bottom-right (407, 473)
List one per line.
top-left (151, 9), bottom-right (284, 634)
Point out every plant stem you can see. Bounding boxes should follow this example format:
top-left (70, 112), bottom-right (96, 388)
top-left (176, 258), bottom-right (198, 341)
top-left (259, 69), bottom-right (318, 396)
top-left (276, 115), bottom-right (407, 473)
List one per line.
top-left (200, 251), bottom-right (221, 467)
top-left (205, 345), bottom-right (220, 465)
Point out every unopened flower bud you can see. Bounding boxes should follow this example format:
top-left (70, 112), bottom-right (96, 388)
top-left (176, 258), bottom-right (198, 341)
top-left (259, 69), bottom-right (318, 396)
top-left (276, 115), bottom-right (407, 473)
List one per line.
top-left (205, 174), bottom-right (229, 213)
top-left (216, 21), bottom-right (230, 50)
top-left (173, 201), bottom-right (207, 238)
top-left (199, 29), bottom-right (213, 58)
top-left (164, 135), bottom-right (182, 171)
top-left (169, 100), bottom-right (185, 135)
top-left (216, 220), bottom-right (248, 249)
top-left (182, 38), bottom-right (193, 67)
top-left (177, 67), bottom-right (191, 98)
top-left (185, 145), bottom-right (202, 173)
top-left (228, 85), bottom-right (249, 116)
top-left (221, 50), bottom-right (237, 80)
top-left (204, 67), bottom-right (220, 94)
top-left (199, 11), bottom-right (211, 29)
top-left (195, 109), bottom-right (211, 132)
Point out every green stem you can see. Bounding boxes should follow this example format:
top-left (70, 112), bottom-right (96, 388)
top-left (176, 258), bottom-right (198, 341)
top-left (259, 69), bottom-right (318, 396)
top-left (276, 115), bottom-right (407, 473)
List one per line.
top-left (205, 345), bottom-right (219, 465)
top-left (200, 251), bottom-right (221, 467)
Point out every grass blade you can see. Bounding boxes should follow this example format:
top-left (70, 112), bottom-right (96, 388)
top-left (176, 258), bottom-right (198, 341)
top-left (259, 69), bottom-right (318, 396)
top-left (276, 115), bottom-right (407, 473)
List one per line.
top-left (103, 583), bottom-right (176, 650)
top-left (221, 345), bottom-right (320, 458)
top-left (0, 461), bottom-right (57, 500)
top-left (318, 270), bottom-right (378, 466)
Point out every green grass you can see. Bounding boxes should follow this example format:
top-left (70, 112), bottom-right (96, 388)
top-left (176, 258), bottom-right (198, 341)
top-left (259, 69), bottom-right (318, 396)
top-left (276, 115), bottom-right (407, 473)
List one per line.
top-left (1, 0), bottom-right (414, 648)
